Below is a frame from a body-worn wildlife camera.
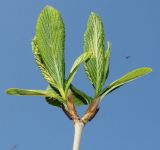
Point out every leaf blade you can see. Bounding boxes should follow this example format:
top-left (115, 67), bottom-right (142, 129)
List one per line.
top-left (70, 84), bottom-right (93, 105)
top-left (101, 41), bottom-right (111, 86)
top-left (84, 12), bottom-right (105, 96)
top-left (100, 67), bottom-right (152, 99)
top-left (6, 88), bottom-right (49, 96)
top-left (36, 6), bottom-right (65, 93)
top-left (65, 52), bottom-right (91, 94)
top-left (32, 36), bottom-right (57, 88)
top-left (5, 88), bottom-right (64, 102)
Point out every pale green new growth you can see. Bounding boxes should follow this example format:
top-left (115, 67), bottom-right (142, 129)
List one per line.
top-left (6, 88), bottom-right (49, 96)
top-left (36, 6), bottom-right (65, 98)
top-left (6, 88), bottom-right (64, 102)
top-left (5, 5), bottom-right (152, 150)
top-left (100, 67), bottom-right (152, 99)
top-left (32, 36), bottom-right (58, 88)
top-left (84, 12), bottom-right (105, 96)
top-left (65, 51), bottom-right (91, 95)
top-left (101, 41), bottom-right (111, 86)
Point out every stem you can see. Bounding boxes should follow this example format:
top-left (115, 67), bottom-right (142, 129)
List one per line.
top-left (73, 121), bottom-right (84, 150)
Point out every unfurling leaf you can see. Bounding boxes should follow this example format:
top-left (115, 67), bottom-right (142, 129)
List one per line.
top-left (5, 87), bottom-right (64, 102)
top-left (36, 6), bottom-right (65, 97)
top-left (100, 67), bottom-right (152, 99)
top-left (45, 97), bottom-right (62, 107)
top-left (70, 84), bottom-right (93, 105)
top-left (101, 41), bottom-right (111, 86)
top-left (6, 88), bottom-right (49, 96)
top-left (65, 52), bottom-right (91, 94)
top-left (46, 84), bottom-right (92, 107)
top-left (84, 12), bottom-right (105, 96)
top-left (32, 37), bottom-right (57, 88)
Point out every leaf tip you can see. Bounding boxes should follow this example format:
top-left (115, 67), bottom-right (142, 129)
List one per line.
top-left (5, 88), bottom-right (15, 95)
top-left (44, 5), bottom-right (54, 10)
top-left (90, 12), bottom-right (100, 19)
top-left (148, 67), bottom-right (152, 72)
top-left (142, 67), bottom-right (152, 74)
top-left (107, 41), bottom-right (111, 48)
top-left (90, 12), bottom-right (96, 15)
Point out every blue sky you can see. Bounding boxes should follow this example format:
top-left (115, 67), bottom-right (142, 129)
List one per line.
top-left (0, 0), bottom-right (159, 150)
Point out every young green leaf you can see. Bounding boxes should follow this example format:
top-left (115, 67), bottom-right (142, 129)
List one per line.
top-left (32, 36), bottom-right (58, 88)
top-left (65, 52), bottom-right (91, 94)
top-left (5, 88), bottom-right (64, 102)
top-left (47, 84), bottom-right (91, 107)
top-left (84, 12), bottom-right (105, 96)
top-left (36, 6), bottom-right (65, 97)
top-left (45, 97), bottom-right (62, 107)
top-left (101, 41), bottom-right (111, 86)
top-left (100, 67), bottom-right (152, 99)
top-left (70, 84), bottom-right (93, 105)
top-left (45, 85), bottom-right (66, 104)
top-left (6, 88), bottom-right (49, 96)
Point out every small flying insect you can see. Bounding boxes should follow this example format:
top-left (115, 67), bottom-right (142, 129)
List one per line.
top-left (125, 56), bottom-right (131, 59)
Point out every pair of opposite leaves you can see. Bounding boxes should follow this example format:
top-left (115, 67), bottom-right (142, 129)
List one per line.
top-left (6, 6), bottom-right (152, 108)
